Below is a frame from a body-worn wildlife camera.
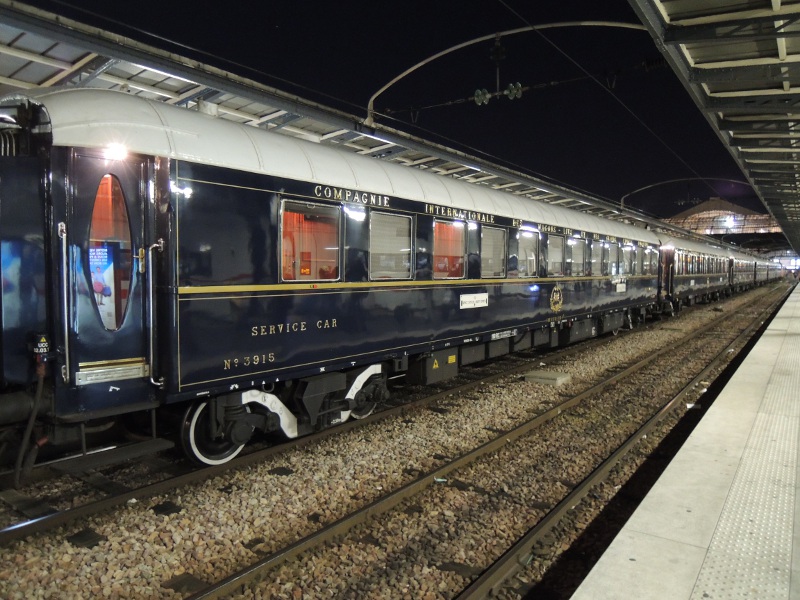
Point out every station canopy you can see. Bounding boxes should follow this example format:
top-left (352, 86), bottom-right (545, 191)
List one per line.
top-left (631, 0), bottom-right (800, 254)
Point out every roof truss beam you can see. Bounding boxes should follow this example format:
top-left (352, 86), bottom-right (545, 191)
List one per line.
top-left (703, 95), bottom-right (800, 113)
top-left (718, 117), bottom-right (800, 133)
top-left (734, 138), bottom-right (800, 148)
top-left (690, 62), bottom-right (800, 84)
top-left (664, 14), bottom-right (800, 45)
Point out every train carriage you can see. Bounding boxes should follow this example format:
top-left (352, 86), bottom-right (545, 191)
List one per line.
top-left (0, 87), bottom-right (750, 471)
top-left (659, 236), bottom-right (735, 310)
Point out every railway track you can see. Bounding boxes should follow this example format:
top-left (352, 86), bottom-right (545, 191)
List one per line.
top-left (0, 294), bottom-right (668, 544)
top-left (0, 284), bottom-right (787, 598)
top-left (460, 286), bottom-right (790, 599)
top-left (176, 284), bottom-right (791, 599)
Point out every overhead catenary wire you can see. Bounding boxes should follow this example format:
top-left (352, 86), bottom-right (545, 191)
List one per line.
top-left (495, 0), bottom-right (725, 201)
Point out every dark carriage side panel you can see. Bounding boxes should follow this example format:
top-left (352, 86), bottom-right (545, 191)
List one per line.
top-left (175, 166), bottom-right (279, 288)
top-left (164, 161), bottom-right (281, 396)
top-left (166, 161), bottom-right (662, 395)
top-left (0, 156), bottom-right (47, 386)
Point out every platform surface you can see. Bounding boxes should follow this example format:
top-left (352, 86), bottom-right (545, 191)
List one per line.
top-left (571, 284), bottom-right (800, 600)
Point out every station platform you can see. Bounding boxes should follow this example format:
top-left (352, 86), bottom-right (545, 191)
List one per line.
top-left (571, 284), bottom-right (800, 600)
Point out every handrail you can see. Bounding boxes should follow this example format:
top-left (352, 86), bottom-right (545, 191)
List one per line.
top-left (58, 222), bottom-right (70, 383)
top-left (147, 238), bottom-right (164, 388)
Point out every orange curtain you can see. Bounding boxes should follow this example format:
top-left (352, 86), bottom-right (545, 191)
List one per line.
top-left (433, 221), bottom-right (464, 278)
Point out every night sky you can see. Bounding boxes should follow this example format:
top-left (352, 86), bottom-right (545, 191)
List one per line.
top-left (26, 0), bottom-right (763, 218)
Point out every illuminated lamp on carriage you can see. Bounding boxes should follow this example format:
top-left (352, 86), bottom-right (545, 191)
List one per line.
top-left (102, 143), bottom-right (128, 161)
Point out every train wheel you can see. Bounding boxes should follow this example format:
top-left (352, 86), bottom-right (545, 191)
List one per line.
top-left (180, 401), bottom-right (247, 466)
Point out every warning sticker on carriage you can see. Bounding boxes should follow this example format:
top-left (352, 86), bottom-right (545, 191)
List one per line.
top-left (460, 293), bottom-right (489, 309)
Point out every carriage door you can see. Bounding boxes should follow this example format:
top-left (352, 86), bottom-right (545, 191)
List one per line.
top-left (64, 151), bottom-right (151, 412)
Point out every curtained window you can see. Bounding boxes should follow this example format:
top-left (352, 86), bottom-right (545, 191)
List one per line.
top-left (433, 220), bottom-right (465, 279)
top-left (547, 235), bottom-right (564, 277)
top-left (518, 230), bottom-right (538, 277)
top-left (281, 200), bottom-right (340, 281)
top-left (481, 227), bottom-right (506, 278)
top-left (637, 247), bottom-right (646, 275)
top-left (590, 240), bottom-right (602, 277)
top-left (369, 212), bottom-right (412, 279)
top-left (605, 242), bottom-right (619, 276)
top-left (569, 238), bottom-right (586, 276)
top-left (620, 246), bottom-right (633, 275)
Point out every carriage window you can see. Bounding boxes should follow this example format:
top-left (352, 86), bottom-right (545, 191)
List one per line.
top-left (88, 174), bottom-right (132, 331)
top-left (650, 250), bottom-right (659, 275)
top-left (620, 246), bottom-right (633, 275)
top-left (547, 235), bottom-right (564, 277)
top-left (641, 247), bottom-right (652, 275)
top-left (637, 247), bottom-right (646, 275)
top-left (609, 243), bottom-right (619, 276)
top-left (370, 212), bottom-right (411, 280)
top-left (602, 242), bottom-right (619, 276)
top-left (569, 238), bottom-right (586, 276)
top-left (433, 220), bottom-right (465, 279)
top-left (518, 230), bottom-right (538, 277)
top-left (591, 240), bottom-right (602, 276)
top-left (481, 227), bottom-right (506, 278)
top-left (282, 200), bottom-right (340, 281)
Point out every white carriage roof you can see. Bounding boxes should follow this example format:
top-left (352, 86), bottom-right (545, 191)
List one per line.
top-left (659, 234), bottom-right (731, 255)
top-left (18, 87), bottom-right (662, 244)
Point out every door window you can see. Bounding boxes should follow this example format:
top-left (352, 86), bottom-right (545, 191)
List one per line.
top-left (88, 174), bottom-right (133, 330)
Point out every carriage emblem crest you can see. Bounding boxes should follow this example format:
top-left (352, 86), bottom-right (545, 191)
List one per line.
top-left (550, 284), bottom-right (564, 312)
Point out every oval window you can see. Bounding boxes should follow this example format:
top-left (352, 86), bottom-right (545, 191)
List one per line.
top-left (88, 174), bottom-right (132, 331)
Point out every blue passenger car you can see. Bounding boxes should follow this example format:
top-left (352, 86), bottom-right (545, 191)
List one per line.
top-left (0, 88), bottom-right (758, 471)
